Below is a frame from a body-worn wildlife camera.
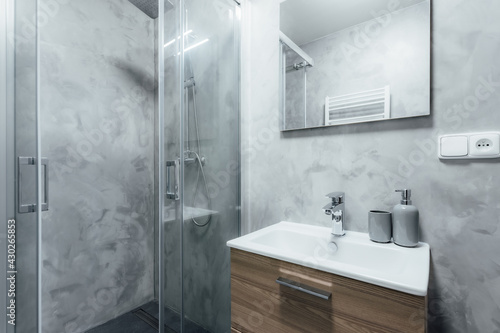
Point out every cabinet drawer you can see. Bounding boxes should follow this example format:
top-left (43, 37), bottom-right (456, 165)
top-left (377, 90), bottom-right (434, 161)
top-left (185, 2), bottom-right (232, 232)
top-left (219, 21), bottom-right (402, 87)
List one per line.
top-left (231, 249), bottom-right (426, 333)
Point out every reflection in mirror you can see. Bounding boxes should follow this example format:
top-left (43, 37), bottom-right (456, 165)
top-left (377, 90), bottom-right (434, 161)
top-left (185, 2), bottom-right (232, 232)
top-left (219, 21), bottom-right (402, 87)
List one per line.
top-left (279, 0), bottom-right (431, 131)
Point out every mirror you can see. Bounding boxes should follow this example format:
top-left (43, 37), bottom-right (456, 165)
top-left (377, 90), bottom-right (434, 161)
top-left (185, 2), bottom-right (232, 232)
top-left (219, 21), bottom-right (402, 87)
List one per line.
top-left (279, 0), bottom-right (431, 131)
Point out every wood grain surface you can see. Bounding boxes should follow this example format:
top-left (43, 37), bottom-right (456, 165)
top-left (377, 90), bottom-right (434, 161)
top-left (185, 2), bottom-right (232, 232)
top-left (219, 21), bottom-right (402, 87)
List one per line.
top-left (231, 248), bottom-right (426, 333)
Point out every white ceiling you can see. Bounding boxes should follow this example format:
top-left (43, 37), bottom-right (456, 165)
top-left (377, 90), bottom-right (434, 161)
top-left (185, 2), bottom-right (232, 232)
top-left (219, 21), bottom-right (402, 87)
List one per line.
top-left (280, 0), bottom-right (427, 46)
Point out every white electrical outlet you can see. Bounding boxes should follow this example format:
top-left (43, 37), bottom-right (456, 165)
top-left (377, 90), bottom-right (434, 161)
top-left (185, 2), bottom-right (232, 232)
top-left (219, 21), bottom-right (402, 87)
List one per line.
top-left (439, 132), bottom-right (500, 159)
top-left (469, 133), bottom-right (500, 157)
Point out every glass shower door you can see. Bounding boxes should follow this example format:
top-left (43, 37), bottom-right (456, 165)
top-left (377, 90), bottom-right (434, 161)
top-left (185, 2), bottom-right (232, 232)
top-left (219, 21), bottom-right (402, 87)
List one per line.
top-left (10, 0), bottom-right (42, 332)
top-left (7, 0), bottom-right (239, 331)
top-left (160, 0), bottom-right (184, 332)
top-left (161, 0), bottom-right (240, 332)
top-left (181, 0), bottom-right (240, 332)
top-left (37, 1), bottom-right (161, 332)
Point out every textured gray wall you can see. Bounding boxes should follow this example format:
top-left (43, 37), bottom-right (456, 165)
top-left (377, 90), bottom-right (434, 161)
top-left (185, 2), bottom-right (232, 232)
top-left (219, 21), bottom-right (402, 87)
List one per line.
top-left (242, 0), bottom-right (500, 332)
top-left (36, 0), bottom-right (156, 332)
top-left (284, 1), bottom-right (430, 130)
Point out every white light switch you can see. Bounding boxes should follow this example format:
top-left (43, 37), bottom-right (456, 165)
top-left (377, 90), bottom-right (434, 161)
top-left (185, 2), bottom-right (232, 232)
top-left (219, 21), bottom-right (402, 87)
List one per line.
top-left (439, 132), bottom-right (500, 159)
top-left (440, 136), bottom-right (468, 157)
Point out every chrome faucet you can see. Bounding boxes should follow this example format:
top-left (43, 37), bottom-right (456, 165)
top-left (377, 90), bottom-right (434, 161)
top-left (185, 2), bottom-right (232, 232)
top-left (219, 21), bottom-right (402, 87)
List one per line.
top-left (323, 192), bottom-right (345, 236)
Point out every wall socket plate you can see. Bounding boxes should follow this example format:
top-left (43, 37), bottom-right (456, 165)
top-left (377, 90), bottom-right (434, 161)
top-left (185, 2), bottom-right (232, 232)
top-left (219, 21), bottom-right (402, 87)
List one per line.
top-left (439, 132), bottom-right (500, 159)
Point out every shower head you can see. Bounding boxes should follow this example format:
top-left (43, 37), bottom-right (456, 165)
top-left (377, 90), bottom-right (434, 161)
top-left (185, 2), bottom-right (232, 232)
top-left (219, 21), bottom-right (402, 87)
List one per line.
top-left (128, 0), bottom-right (174, 19)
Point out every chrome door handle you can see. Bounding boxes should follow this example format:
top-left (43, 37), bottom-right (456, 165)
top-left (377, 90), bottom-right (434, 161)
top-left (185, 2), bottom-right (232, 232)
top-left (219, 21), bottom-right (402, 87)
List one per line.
top-left (41, 157), bottom-right (49, 211)
top-left (18, 156), bottom-right (49, 213)
top-left (276, 277), bottom-right (331, 300)
top-left (166, 158), bottom-right (180, 200)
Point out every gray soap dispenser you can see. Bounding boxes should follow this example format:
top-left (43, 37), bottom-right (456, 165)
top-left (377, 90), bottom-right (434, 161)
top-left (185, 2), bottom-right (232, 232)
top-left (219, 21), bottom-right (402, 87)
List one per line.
top-left (393, 189), bottom-right (419, 247)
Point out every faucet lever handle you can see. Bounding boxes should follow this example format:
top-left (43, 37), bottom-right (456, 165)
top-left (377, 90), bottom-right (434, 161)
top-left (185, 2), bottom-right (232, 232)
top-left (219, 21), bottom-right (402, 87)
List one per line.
top-left (325, 192), bottom-right (344, 204)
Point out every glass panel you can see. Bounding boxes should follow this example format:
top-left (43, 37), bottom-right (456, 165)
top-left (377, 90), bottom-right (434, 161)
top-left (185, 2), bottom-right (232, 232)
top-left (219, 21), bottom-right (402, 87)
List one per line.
top-left (0, 1), bottom-right (7, 330)
top-left (1, 0), bottom-right (21, 332)
top-left (38, 0), bottom-right (159, 331)
top-left (161, 0), bottom-right (184, 332)
top-left (7, 0), bottom-right (240, 331)
top-left (282, 44), bottom-right (307, 130)
top-left (182, 0), bottom-right (240, 332)
top-left (13, 0), bottom-right (41, 331)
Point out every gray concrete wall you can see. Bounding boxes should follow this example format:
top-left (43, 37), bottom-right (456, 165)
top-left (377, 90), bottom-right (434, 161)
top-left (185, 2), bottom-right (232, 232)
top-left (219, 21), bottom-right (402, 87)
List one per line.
top-left (242, 0), bottom-right (500, 332)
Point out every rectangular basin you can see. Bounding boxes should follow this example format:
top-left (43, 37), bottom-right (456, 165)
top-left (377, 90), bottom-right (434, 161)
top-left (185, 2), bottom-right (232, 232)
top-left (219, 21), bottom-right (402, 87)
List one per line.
top-left (227, 222), bottom-right (430, 296)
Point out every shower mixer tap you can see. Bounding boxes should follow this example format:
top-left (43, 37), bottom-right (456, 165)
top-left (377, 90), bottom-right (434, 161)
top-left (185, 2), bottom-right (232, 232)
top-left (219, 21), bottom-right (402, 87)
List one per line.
top-left (184, 150), bottom-right (206, 166)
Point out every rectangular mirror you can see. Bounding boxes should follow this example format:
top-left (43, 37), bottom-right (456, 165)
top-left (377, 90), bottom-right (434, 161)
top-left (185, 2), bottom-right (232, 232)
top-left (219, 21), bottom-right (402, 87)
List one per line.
top-left (279, 0), bottom-right (431, 131)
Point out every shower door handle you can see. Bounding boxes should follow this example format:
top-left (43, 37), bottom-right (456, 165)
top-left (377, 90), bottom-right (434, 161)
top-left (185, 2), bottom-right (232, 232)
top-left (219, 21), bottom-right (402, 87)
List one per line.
top-left (18, 157), bottom-right (49, 213)
top-left (166, 158), bottom-right (180, 200)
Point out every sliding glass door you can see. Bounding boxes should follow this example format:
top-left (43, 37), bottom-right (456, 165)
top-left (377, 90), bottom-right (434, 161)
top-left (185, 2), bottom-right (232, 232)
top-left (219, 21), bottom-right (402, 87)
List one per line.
top-left (10, 0), bottom-right (41, 332)
top-left (161, 1), bottom-right (240, 332)
top-left (160, 1), bottom-right (183, 332)
top-left (6, 0), bottom-right (239, 332)
top-left (1, 0), bottom-right (34, 333)
top-left (179, 1), bottom-right (240, 332)
top-left (37, 1), bottom-right (160, 332)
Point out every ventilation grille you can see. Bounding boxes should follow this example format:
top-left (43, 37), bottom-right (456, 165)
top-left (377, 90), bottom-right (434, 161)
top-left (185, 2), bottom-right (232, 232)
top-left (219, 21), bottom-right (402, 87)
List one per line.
top-left (128, 0), bottom-right (174, 19)
top-left (325, 86), bottom-right (391, 126)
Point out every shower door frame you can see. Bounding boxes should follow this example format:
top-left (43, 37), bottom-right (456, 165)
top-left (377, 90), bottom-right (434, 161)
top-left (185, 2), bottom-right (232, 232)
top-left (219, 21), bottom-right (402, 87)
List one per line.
top-left (157, 0), bottom-right (169, 331)
top-left (158, 0), bottom-right (187, 331)
top-left (0, 0), bottom-right (10, 330)
top-left (2, 0), bottom-right (26, 331)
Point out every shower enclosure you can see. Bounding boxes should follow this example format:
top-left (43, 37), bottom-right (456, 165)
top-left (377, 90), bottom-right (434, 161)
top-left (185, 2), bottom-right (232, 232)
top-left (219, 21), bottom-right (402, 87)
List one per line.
top-left (2, 0), bottom-right (240, 332)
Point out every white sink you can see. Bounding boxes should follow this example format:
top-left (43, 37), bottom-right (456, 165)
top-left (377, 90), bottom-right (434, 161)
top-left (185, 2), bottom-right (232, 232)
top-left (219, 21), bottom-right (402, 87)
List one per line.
top-left (227, 221), bottom-right (430, 296)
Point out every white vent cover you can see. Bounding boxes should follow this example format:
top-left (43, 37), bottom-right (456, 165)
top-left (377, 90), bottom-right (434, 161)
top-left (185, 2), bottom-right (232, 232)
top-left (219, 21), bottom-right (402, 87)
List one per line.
top-left (325, 86), bottom-right (391, 126)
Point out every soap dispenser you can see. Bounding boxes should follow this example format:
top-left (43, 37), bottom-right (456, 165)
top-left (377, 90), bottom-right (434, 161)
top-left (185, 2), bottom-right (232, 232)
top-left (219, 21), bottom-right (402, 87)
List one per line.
top-left (393, 189), bottom-right (419, 247)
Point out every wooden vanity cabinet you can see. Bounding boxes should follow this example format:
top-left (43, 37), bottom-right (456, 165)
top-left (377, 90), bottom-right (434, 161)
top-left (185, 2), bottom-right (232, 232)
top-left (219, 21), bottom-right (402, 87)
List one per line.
top-left (230, 249), bottom-right (426, 333)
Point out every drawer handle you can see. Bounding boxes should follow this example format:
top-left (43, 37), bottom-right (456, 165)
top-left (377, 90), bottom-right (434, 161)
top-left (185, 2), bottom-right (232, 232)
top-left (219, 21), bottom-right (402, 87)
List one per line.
top-left (276, 277), bottom-right (331, 300)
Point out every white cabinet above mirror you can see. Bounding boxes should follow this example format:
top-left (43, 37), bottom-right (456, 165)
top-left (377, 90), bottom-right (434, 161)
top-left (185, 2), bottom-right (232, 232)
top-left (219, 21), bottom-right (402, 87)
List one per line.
top-left (279, 0), bottom-right (431, 131)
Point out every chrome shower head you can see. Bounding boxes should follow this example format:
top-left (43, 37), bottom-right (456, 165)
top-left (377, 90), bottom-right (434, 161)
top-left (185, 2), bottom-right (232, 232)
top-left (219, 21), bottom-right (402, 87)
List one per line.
top-left (128, 0), bottom-right (174, 19)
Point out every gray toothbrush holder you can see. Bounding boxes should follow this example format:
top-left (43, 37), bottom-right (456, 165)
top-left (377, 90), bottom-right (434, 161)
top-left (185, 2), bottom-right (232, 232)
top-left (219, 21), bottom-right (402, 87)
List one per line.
top-left (368, 210), bottom-right (392, 243)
